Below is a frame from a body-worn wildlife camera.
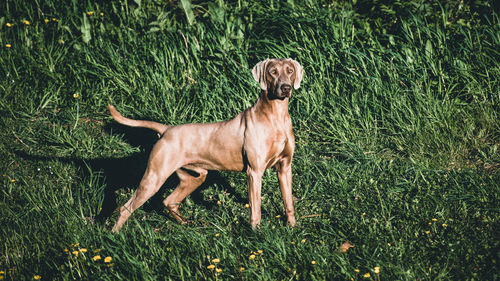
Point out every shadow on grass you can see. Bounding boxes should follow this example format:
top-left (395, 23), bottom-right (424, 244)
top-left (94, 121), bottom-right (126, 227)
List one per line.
top-left (15, 123), bottom-right (246, 228)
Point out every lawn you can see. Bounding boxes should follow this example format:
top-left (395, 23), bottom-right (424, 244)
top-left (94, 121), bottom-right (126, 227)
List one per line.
top-left (0, 0), bottom-right (499, 280)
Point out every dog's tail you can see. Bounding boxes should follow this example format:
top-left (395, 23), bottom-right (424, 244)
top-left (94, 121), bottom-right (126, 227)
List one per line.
top-left (108, 104), bottom-right (169, 135)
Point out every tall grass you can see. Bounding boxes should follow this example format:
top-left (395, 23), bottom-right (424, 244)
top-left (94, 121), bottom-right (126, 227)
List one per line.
top-left (1, 0), bottom-right (499, 280)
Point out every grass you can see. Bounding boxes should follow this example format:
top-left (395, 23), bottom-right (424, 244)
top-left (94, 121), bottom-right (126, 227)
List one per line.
top-left (1, 0), bottom-right (499, 280)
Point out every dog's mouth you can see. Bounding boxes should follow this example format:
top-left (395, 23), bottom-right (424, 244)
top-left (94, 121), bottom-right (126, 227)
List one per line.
top-left (272, 83), bottom-right (292, 100)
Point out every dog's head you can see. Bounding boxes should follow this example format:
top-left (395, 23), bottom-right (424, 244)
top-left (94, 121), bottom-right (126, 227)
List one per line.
top-left (252, 58), bottom-right (304, 100)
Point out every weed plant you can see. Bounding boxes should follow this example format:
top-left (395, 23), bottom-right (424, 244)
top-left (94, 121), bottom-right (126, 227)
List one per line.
top-left (0, 0), bottom-right (498, 280)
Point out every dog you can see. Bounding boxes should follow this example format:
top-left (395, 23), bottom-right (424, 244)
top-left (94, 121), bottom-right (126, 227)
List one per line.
top-left (108, 58), bottom-right (304, 232)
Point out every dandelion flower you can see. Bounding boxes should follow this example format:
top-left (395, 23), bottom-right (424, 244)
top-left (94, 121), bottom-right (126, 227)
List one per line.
top-left (52, 18), bottom-right (58, 22)
top-left (10, 179), bottom-right (15, 183)
top-left (239, 267), bottom-right (245, 272)
top-left (257, 250), bottom-right (263, 254)
top-left (72, 251), bottom-right (79, 256)
top-left (93, 255), bottom-right (101, 261)
top-left (5, 43), bottom-right (11, 48)
top-left (80, 248), bottom-right (87, 253)
top-left (432, 218), bottom-right (438, 222)
top-left (215, 233), bottom-right (220, 237)
top-left (104, 256), bottom-right (112, 263)
top-left (249, 254), bottom-right (256, 260)
top-left (301, 239), bottom-right (306, 244)
top-left (442, 223), bottom-right (447, 227)
top-left (22, 20), bottom-right (30, 25)
top-left (73, 93), bottom-right (79, 99)
top-left (291, 241), bottom-right (295, 245)
top-left (87, 11), bottom-right (94, 16)
top-left (33, 275), bottom-right (41, 280)
top-left (207, 264), bottom-right (215, 269)
top-left (6, 23), bottom-right (13, 27)
top-left (363, 272), bottom-right (371, 278)
top-left (311, 260), bottom-right (316, 265)
top-left (211, 258), bottom-right (220, 264)
top-left (354, 269), bottom-right (360, 273)
top-left (64, 248), bottom-right (69, 252)
top-left (44, 19), bottom-right (49, 24)
top-left (0, 271), bottom-right (4, 274)
top-left (215, 268), bottom-right (222, 273)
top-left (275, 214), bottom-right (281, 218)
top-left (428, 222), bottom-right (432, 226)
top-left (374, 266), bottom-right (380, 274)
top-left (100, 12), bottom-right (104, 16)
top-left (424, 230), bottom-right (430, 234)
top-left (244, 204), bottom-right (250, 208)
top-left (217, 200), bottom-right (221, 205)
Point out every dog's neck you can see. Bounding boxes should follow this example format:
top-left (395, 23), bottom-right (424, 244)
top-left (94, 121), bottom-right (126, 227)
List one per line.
top-left (254, 90), bottom-right (290, 119)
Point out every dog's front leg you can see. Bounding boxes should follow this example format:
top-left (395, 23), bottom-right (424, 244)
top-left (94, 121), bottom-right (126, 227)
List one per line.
top-left (276, 159), bottom-right (295, 227)
top-left (247, 169), bottom-right (264, 228)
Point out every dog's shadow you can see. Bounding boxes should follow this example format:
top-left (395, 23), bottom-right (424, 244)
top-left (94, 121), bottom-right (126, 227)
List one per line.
top-left (16, 123), bottom-right (246, 225)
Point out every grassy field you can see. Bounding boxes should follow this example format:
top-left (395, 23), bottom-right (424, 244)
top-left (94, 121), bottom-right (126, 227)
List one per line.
top-left (1, 0), bottom-right (499, 280)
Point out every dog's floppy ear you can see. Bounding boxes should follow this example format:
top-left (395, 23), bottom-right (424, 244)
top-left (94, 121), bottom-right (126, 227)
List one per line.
top-left (252, 59), bottom-right (271, 90)
top-left (288, 59), bottom-right (304, 90)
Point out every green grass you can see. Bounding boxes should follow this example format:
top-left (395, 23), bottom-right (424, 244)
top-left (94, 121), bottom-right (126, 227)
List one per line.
top-left (1, 0), bottom-right (499, 280)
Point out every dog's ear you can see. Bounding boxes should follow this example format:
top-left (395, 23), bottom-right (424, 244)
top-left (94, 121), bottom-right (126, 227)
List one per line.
top-left (288, 59), bottom-right (304, 90)
top-left (252, 59), bottom-right (271, 90)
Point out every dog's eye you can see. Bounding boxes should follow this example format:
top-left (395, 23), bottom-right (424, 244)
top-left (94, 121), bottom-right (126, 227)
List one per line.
top-left (270, 69), bottom-right (277, 75)
top-left (287, 68), bottom-right (294, 74)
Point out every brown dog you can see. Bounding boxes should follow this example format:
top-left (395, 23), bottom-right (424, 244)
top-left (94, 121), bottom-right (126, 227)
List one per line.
top-left (108, 58), bottom-right (304, 232)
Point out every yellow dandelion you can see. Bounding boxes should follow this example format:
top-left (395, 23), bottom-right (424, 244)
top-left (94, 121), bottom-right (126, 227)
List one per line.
top-left (72, 250), bottom-right (79, 256)
top-left (79, 248), bottom-right (87, 253)
top-left (93, 255), bottom-right (101, 261)
top-left (249, 254), bottom-right (256, 260)
top-left (442, 223), bottom-right (447, 227)
top-left (215, 268), bottom-right (222, 273)
top-left (87, 11), bottom-right (94, 16)
top-left (257, 250), bottom-right (263, 254)
top-left (211, 258), bottom-right (220, 264)
top-left (428, 222), bottom-right (432, 226)
top-left (6, 23), bottom-right (13, 27)
top-left (424, 230), bottom-right (430, 234)
top-left (10, 179), bottom-right (15, 183)
top-left (239, 267), bottom-right (245, 272)
top-left (301, 239), bottom-right (306, 244)
top-left (64, 248), bottom-right (69, 252)
top-left (244, 204), bottom-right (250, 208)
top-left (44, 19), bottom-right (49, 24)
top-left (207, 264), bottom-right (215, 269)
top-left (291, 241), bottom-right (295, 245)
top-left (217, 200), bottom-right (221, 205)
top-left (363, 272), bottom-right (371, 278)
top-left (73, 93), bottom-right (79, 98)
top-left (73, 242), bottom-right (80, 247)
top-left (354, 269), bottom-right (360, 273)
top-left (387, 243), bottom-right (391, 247)
top-left (33, 275), bottom-right (41, 280)
top-left (104, 256), bottom-right (112, 263)
top-left (311, 260), bottom-right (316, 265)
top-left (374, 266), bottom-right (380, 274)
top-left (0, 276), bottom-right (4, 280)
top-left (215, 233), bottom-right (220, 237)
top-left (432, 218), bottom-right (438, 222)
top-left (275, 214), bottom-right (281, 218)
top-left (362, 212), bottom-right (366, 216)
top-left (100, 12), bottom-right (104, 16)
top-left (52, 18), bottom-right (58, 22)
top-left (0, 271), bottom-right (4, 274)
top-left (22, 20), bottom-right (30, 25)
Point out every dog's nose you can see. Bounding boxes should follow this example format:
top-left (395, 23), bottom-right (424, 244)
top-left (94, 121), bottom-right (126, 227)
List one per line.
top-left (281, 84), bottom-right (291, 93)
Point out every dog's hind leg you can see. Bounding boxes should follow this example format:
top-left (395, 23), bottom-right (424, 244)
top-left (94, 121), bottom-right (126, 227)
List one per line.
top-left (163, 165), bottom-right (208, 224)
top-left (112, 140), bottom-right (180, 233)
